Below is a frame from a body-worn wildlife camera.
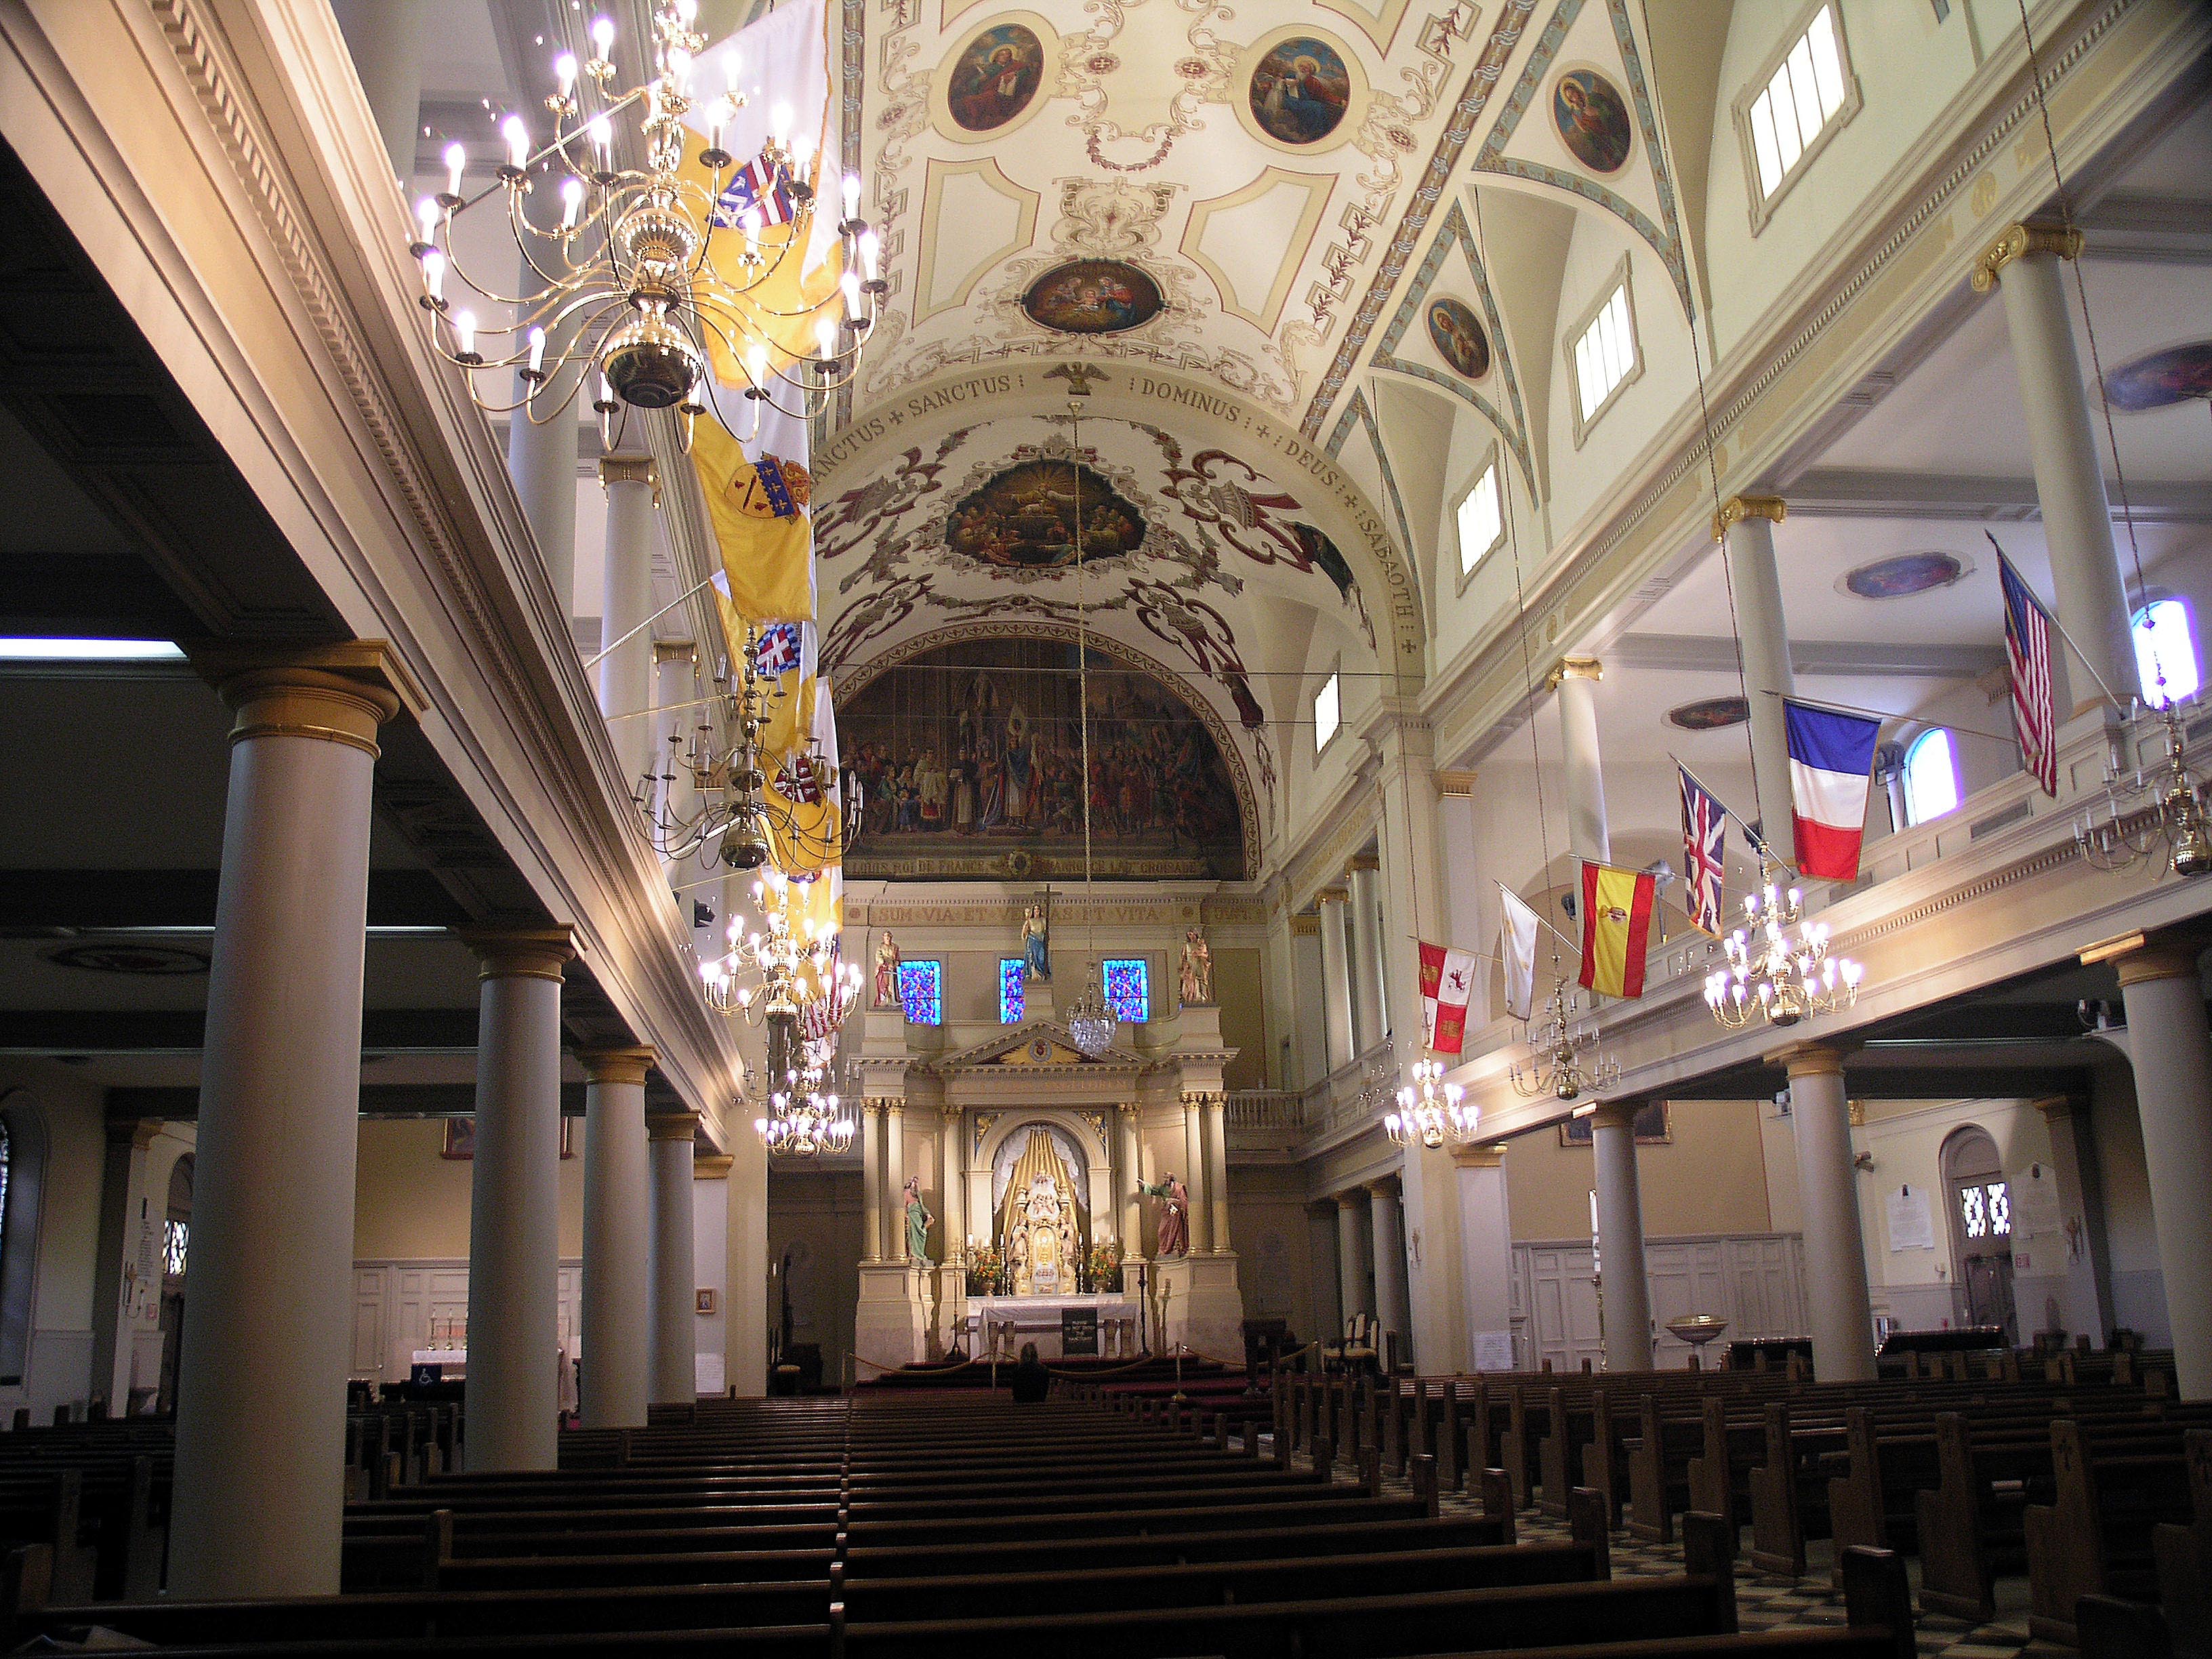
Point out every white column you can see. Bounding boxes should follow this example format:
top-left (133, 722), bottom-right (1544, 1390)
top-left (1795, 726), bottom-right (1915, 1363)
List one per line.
top-left (1591, 1103), bottom-right (1654, 1373)
top-left (579, 1048), bottom-right (653, 1428)
top-left (1336, 1191), bottom-right (1372, 1322)
top-left (1782, 1045), bottom-right (1877, 1382)
top-left (336, 0), bottom-right (430, 180)
top-left (1719, 497), bottom-right (1797, 867)
top-left (1368, 1178), bottom-right (1410, 1357)
top-left (1203, 1096), bottom-right (1231, 1253)
top-left (1182, 1095), bottom-right (1213, 1254)
top-left (939, 1105), bottom-right (965, 1262)
top-left (1975, 224), bottom-right (2138, 712)
top-left (1552, 658), bottom-right (1612, 866)
top-left (463, 928), bottom-right (574, 1470)
top-left (89, 1122), bottom-right (157, 1414)
top-left (860, 1102), bottom-right (884, 1263)
top-left (885, 1103), bottom-right (907, 1260)
top-left (598, 455), bottom-right (659, 799)
top-left (1315, 887), bottom-right (1356, 1073)
top-left (1291, 918), bottom-right (1327, 1088)
top-left (655, 644), bottom-right (699, 875)
top-left (1310, 1206), bottom-right (1345, 1336)
top-left (724, 1130), bottom-right (769, 1398)
top-left (170, 657), bottom-right (403, 1598)
top-left (649, 1111), bottom-right (699, 1404)
top-left (1348, 858), bottom-right (1387, 1050)
top-left (2109, 942), bottom-right (2212, 1398)
top-left (1454, 1144), bottom-right (1516, 1368)
top-left (508, 256), bottom-right (580, 617)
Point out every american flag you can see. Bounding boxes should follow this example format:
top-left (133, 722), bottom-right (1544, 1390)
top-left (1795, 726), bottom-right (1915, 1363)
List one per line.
top-left (754, 622), bottom-right (802, 678)
top-left (1679, 766), bottom-right (1726, 937)
top-left (712, 155), bottom-right (793, 230)
top-left (1999, 552), bottom-right (2057, 796)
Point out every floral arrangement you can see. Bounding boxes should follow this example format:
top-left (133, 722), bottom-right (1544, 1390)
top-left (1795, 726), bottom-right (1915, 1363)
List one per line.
top-left (966, 1244), bottom-right (1008, 1296)
top-left (1082, 1240), bottom-right (1122, 1292)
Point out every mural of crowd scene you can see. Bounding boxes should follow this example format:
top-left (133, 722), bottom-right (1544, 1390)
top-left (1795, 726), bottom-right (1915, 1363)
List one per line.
top-left (945, 459), bottom-right (1147, 570)
top-left (1248, 37), bottom-right (1351, 144)
top-left (948, 22), bottom-right (1045, 132)
top-left (842, 639), bottom-right (1248, 880)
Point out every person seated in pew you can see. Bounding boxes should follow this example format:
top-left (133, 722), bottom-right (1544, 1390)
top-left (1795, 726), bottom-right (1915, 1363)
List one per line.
top-left (1010, 1343), bottom-right (1050, 1404)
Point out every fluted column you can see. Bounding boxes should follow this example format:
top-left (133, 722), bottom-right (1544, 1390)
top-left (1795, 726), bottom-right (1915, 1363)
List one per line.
top-left (579, 1048), bottom-right (653, 1428)
top-left (1974, 224), bottom-right (2137, 712)
top-left (860, 1101), bottom-right (884, 1263)
top-left (1335, 1191), bottom-right (1372, 1324)
top-left (1368, 1178), bottom-right (1410, 1359)
top-left (170, 651), bottom-right (407, 1598)
top-left (1780, 1044), bottom-right (1876, 1381)
top-left (1551, 657), bottom-right (1611, 866)
top-left (1202, 1094), bottom-right (1231, 1252)
top-left (649, 1111), bottom-right (699, 1404)
top-left (1591, 1103), bottom-right (1654, 1373)
top-left (1717, 496), bottom-right (1796, 867)
top-left (463, 928), bottom-right (575, 1470)
top-left (1181, 1094), bottom-right (1213, 1254)
top-left (1348, 857), bottom-right (1387, 1049)
top-left (598, 455), bottom-right (659, 798)
top-left (1116, 1103), bottom-right (1145, 1268)
top-left (885, 1103), bottom-right (907, 1260)
top-left (1315, 887), bottom-right (1356, 1072)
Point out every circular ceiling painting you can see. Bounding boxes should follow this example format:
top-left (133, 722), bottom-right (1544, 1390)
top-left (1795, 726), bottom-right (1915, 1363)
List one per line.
top-left (945, 459), bottom-right (1146, 569)
top-left (1249, 37), bottom-right (1351, 145)
top-left (44, 943), bottom-right (209, 976)
top-left (1426, 297), bottom-right (1490, 380)
top-left (1843, 551), bottom-right (1965, 600)
top-left (947, 23), bottom-right (1046, 133)
top-left (1553, 68), bottom-right (1633, 175)
top-left (1666, 696), bottom-right (1749, 731)
top-left (1021, 260), bottom-right (1163, 335)
top-left (2102, 340), bottom-right (2212, 411)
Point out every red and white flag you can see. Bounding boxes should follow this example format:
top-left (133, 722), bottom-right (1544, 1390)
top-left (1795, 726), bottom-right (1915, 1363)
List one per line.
top-left (1418, 941), bottom-right (1479, 1055)
top-left (1999, 552), bottom-right (2057, 796)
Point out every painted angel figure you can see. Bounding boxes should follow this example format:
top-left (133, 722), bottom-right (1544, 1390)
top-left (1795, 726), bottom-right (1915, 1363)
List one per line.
top-left (1137, 1172), bottom-right (1190, 1258)
top-left (1179, 928), bottom-right (1213, 1006)
top-left (903, 1174), bottom-right (935, 1265)
top-left (874, 931), bottom-right (900, 1006)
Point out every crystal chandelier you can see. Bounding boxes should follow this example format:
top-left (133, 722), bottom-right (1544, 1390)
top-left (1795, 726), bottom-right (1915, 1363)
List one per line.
top-left (1385, 1057), bottom-right (1479, 1149)
top-left (1060, 399), bottom-right (1117, 1059)
top-left (1704, 866), bottom-right (1862, 1029)
top-left (1511, 982), bottom-right (1621, 1101)
top-left (407, 1), bottom-right (878, 450)
top-left (2074, 698), bottom-right (2210, 881)
top-left (704, 870), bottom-right (859, 1025)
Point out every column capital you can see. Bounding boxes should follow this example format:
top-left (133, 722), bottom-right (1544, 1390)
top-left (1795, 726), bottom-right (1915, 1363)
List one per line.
top-left (1348, 853), bottom-right (1380, 874)
top-left (1290, 914), bottom-right (1320, 937)
top-left (2031, 1094), bottom-right (2088, 1124)
top-left (1435, 769), bottom-right (1479, 796)
top-left (652, 639), bottom-right (696, 664)
top-left (1335, 1191), bottom-right (1363, 1211)
top-left (693, 1153), bottom-right (735, 1179)
top-left (1450, 1142), bottom-right (1507, 1168)
top-left (1364, 1175), bottom-right (1399, 1199)
top-left (1315, 885), bottom-right (1349, 905)
top-left (864, 1096), bottom-right (902, 1113)
top-left (1545, 655), bottom-right (1603, 691)
top-left (459, 925), bottom-right (575, 983)
top-left (577, 1046), bottom-right (655, 1086)
top-left (647, 1109), bottom-right (701, 1143)
top-left (1592, 1101), bottom-right (1644, 1130)
top-left (208, 642), bottom-right (425, 758)
top-left (939, 1102), bottom-right (962, 1123)
top-left (1770, 1041), bottom-right (1849, 1079)
top-left (2081, 928), bottom-right (2206, 987)
top-left (106, 1118), bottom-right (164, 1151)
top-left (1116, 1101), bottom-right (1141, 1115)
top-left (1181, 1089), bottom-right (1225, 1108)
top-left (1971, 220), bottom-right (2083, 293)
top-left (598, 453), bottom-right (657, 493)
top-left (1713, 495), bottom-right (1787, 540)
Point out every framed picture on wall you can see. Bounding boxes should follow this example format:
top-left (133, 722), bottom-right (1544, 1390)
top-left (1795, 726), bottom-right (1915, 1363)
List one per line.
top-left (695, 1289), bottom-right (716, 1315)
top-left (1557, 1102), bottom-right (1670, 1147)
top-left (441, 1118), bottom-right (578, 1159)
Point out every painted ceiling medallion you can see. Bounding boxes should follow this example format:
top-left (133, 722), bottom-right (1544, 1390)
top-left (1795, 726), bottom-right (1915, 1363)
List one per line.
top-left (1426, 297), bottom-right (1490, 380)
top-left (1249, 37), bottom-right (1351, 146)
top-left (1553, 67), bottom-right (1633, 175)
top-left (948, 24), bottom-right (1046, 133)
top-left (2102, 340), bottom-right (2212, 411)
top-left (1021, 260), bottom-right (1164, 335)
top-left (1666, 696), bottom-right (1750, 731)
top-left (946, 460), bottom-right (1145, 570)
top-left (44, 943), bottom-right (209, 976)
top-left (1843, 551), bottom-right (1965, 600)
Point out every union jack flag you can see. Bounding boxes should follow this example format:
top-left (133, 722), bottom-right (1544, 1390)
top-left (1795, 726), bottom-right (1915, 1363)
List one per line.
top-left (712, 155), bottom-right (793, 230)
top-left (1999, 552), bottom-right (2057, 796)
top-left (754, 621), bottom-right (802, 678)
top-left (1679, 766), bottom-right (1726, 937)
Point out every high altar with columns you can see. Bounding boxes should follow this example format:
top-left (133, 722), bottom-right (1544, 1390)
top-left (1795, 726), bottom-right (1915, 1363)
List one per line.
top-left (851, 982), bottom-right (1244, 1372)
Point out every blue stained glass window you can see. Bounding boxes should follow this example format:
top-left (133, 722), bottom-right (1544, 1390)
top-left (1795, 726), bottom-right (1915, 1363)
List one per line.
top-left (896, 960), bottom-right (942, 1025)
top-left (1103, 958), bottom-right (1149, 1025)
top-left (999, 958), bottom-right (1025, 1024)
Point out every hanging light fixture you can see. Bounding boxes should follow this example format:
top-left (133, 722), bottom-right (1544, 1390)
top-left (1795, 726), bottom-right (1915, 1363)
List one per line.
top-left (1061, 398), bottom-right (1117, 1059)
top-left (408, 2), bottom-right (878, 453)
top-left (1385, 1058), bottom-right (1479, 1149)
top-left (1704, 863), bottom-right (1862, 1029)
top-left (1511, 981), bottom-right (1621, 1101)
top-left (2074, 698), bottom-right (2210, 880)
top-left (754, 1041), bottom-right (855, 1158)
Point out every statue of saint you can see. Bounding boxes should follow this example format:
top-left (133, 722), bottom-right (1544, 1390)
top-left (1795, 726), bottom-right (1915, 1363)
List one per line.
top-left (874, 930), bottom-right (900, 1006)
top-left (1137, 1172), bottom-right (1190, 1258)
top-left (1179, 927), bottom-right (1213, 1006)
top-left (1021, 903), bottom-right (1050, 982)
top-left (903, 1175), bottom-right (935, 1265)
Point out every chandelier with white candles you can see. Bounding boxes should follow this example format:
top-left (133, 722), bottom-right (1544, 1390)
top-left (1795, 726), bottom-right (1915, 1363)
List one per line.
top-left (1385, 1057), bottom-right (1479, 1150)
top-left (1704, 866), bottom-right (1862, 1029)
top-left (2074, 699), bottom-right (2211, 881)
top-left (407, 1), bottom-right (878, 449)
top-left (1511, 982), bottom-right (1620, 1102)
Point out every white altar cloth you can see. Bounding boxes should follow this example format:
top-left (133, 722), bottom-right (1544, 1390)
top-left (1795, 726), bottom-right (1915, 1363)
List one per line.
top-left (965, 1294), bottom-right (1139, 1359)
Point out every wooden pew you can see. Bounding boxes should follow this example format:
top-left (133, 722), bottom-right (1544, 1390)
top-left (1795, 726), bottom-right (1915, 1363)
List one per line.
top-left (2026, 1418), bottom-right (2198, 1645)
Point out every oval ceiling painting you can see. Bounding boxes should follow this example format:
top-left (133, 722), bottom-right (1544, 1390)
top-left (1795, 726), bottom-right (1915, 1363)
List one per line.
top-left (1021, 260), bottom-right (1163, 335)
top-left (1667, 696), bottom-right (1750, 731)
top-left (1843, 551), bottom-right (1965, 600)
top-left (1553, 67), bottom-right (1633, 175)
top-left (1249, 37), bottom-right (1351, 145)
top-left (945, 459), bottom-right (1146, 570)
top-left (948, 23), bottom-right (1046, 133)
top-left (2102, 340), bottom-right (2212, 411)
top-left (1426, 297), bottom-right (1491, 380)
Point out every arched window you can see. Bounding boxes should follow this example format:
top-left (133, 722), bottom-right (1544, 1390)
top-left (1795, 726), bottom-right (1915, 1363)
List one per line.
top-left (1902, 729), bottom-right (1959, 826)
top-left (2133, 598), bottom-right (2200, 707)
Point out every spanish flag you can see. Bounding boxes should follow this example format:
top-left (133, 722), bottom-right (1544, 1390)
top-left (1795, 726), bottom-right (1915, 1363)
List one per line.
top-left (696, 417), bottom-right (815, 624)
top-left (1578, 862), bottom-right (1657, 1000)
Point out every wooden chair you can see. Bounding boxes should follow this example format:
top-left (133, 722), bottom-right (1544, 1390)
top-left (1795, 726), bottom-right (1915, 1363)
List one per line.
top-left (1326, 1313), bottom-right (1380, 1376)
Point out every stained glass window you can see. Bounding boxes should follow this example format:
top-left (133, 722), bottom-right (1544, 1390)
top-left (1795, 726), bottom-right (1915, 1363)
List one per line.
top-left (999, 958), bottom-right (1025, 1024)
top-left (1986, 1182), bottom-right (2010, 1237)
top-left (1103, 958), bottom-right (1149, 1025)
top-left (163, 1218), bottom-right (188, 1278)
top-left (1959, 1184), bottom-right (1986, 1240)
top-left (896, 960), bottom-right (942, 1025)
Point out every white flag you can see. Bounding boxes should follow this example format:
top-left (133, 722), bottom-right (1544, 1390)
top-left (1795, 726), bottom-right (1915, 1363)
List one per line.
top-left (1498, 884), bottom-right (1540, 1023)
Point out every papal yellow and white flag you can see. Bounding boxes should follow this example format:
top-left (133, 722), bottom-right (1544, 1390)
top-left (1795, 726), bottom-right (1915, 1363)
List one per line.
top-left (698, 417), bottom-right (815, 626)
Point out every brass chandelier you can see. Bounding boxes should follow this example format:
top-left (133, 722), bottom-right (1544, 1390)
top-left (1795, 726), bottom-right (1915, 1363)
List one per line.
top-left (1704, 865), bottom-right (1862, 1029)
top-left (2074, 698), bottom-right (2211, 881)
top-left (1385, 1057), bottom-right (1479, 1150)
top-left (1510, 982), bottom-right (1619, 1102)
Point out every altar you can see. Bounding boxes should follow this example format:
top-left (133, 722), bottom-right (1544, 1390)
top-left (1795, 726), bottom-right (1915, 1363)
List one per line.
top-left (965, 1294), bottom-right (1141, 1359)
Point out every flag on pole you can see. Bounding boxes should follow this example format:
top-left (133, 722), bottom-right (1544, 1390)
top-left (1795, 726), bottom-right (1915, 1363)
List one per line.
top-left (695, 418), bottom-right (815, 624)
top-left (1497, 884), bottom-right (1540, 1023)
top-left (1418, 941), bottom-right (1479, 1055)
top-left (1783, 699), bottom-right (1883, 880)
top-left (712, 154), bottom-right (795, 230)
top-left (1999, 553), bottom-right (2059, 796)
top-left (1679, 767), bottom-right (1727, 936)
top-left (1578, 863), bottom-right (1657, 1000)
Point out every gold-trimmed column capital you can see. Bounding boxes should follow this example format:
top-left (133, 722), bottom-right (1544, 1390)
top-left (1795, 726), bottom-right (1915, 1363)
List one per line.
top-left (597, 453), bottom-right (658, 497)
top-left (1971, 220), bottom-right (2084, 293)
top-left (693, 1153), bottom-right (734, 1179)
top-left (1335, 1191), bottom-right (1363, 1211)
top-left (1713, 495), bottom-right (1788, 541)
top-left (459, 925), bottom-right (576, 983)
top-left (577, 1046), bottom-right (655, 1087)
top-left (651, 639), bottom-right (696, 665)
top-left (1348, 853), bottom-right (1380, 874)
top-left (1115, 1101), bottom-right (1141, 1116)
top-left (1592, 1101), bottom-right (1644, 1131)
top-left (2081, 929), bottom-right (2207, 988)
top-left (1364, 1175), bottom-right (1399, 1199)
top-left (647, 1109), bottom-right (701, 1143)
top-left (1315, 885), bottom-right (1349, 905)
top-left (1290, 914), bottom-right (1320, 937)
top-left (207, 642), bottom-right (425, 759)
top-left (1450, 1142), bottom-right (1507, 1168)
top-left (1771, 1041), bottom-right (1848, 1080)
top-left (1546, 655), bottom-right (1603, 691)
top-left (1435, 770), bottom-right (1479, 796)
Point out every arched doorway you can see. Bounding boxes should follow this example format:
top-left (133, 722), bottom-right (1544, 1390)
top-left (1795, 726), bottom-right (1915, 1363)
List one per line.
top-left (157, 1155), bottom-right (192, 1414)
top-left (1941, 1128), bottom-right (2014, 1343)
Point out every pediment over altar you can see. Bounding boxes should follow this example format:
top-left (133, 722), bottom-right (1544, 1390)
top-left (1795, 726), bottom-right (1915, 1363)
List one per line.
top-left (926, 1020), bottom-right (1148, 1076)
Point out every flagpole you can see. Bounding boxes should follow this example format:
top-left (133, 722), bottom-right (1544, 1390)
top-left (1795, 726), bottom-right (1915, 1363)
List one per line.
top-left (1497, 880), bottom-right (1582, 958)
top-left (1669, 752), bottom-right (1786, 871)
top-left (1753, 691), bottom-right (2020, 750)
top-left (1986, 532), bottom-right (2131, 716)
top-left (581, 575), bottom-right (719, 673)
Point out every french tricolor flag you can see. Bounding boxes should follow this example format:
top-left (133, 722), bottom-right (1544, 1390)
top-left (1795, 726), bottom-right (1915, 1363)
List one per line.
top-left (1784, 698), bottom-right (1882, 881)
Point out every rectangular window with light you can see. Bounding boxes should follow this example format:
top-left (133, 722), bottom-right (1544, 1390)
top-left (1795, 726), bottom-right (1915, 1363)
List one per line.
top-left (1572, 281), bottom-right (1637, 428)
top-left (1313, 670), bottom-right (1340, 757)
top-left (1457, 464), bottom-right (1502, 577)
top-left (1741, 3), bottom-right (1855, 220)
